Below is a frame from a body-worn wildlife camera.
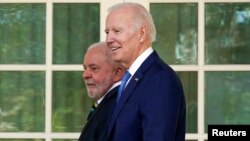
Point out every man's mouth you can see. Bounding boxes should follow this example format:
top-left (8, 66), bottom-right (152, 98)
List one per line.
top-left (110, 46), bottom-right (121, 52)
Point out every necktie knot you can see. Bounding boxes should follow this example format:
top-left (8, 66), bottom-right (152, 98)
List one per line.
top-left (117, 71), bottom-right (131, 102)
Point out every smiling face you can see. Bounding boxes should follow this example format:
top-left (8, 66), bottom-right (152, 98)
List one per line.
top-left (105, 7), bottom-right (144, 69)
top-left (83, 46), bottom-right (116, 100)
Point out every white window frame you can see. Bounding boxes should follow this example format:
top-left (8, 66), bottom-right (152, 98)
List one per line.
top-left (0, 0), bottom-right (250, 141)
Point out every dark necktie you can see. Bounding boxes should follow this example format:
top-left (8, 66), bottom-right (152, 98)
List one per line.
top-left (86, 102), bottom-right (98, 121)
top-left (117, 71), bottom-right (131, 102)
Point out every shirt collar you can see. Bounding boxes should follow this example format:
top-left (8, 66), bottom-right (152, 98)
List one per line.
top-left (128, 47), bottom-right (153, 76)
top-left (97, 81), bottom-right (121, 104)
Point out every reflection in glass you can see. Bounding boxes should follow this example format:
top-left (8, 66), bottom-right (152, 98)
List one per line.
top-left (52, 71), bottom-right (92, 132)
top-left (205, 3), bottom-right (250, 64)
top-left (0, 4), bottom-right (45, 64)
top-left (177, 72), bottom-right (198, 133)
top-left (0, 72), bottom-right (45, 132)
top-left (151, 3), bottom-right (198, 64)
top-left (205, 72), bottom-right (250, 132)
top-left (53, 3), bottom-right (100, 64)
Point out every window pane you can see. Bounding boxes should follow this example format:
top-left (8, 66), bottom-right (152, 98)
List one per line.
top-left (0, 4), bottom-right (45, 64)
top-left (52, 71), bottom-right (92, 132)
top-left (151, 3), bottom-right (198, 65)
top-left (205, 3), bottom-right (250, 64)
top-left (177, 72), bottom-right (198, 133)
top-left (53, 3), bottom-right (100, 64)
top-left (205, 72), bottom-right (250, 132)
top-left (0, 72), bottom-right (45, 132)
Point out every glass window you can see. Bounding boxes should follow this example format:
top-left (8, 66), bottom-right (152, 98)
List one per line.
top-left (0, 71), bottom-right (45, 132)
top-left (150, 3), bottom-right (198, 64)
top-left (205, 71), bottom-right (250, 132)
top-left (52, 71), bottom-right (92, 132)
top-left (53, 3), bottom-right (100, 64)
top-left (205, 3), bottom-right (250, 64)
top-left (0, 1), bottom-right (249, 141)
top-left (177, 71), bottom-right (198, 133)
top-left (0, 4), bottom-right (45, 64)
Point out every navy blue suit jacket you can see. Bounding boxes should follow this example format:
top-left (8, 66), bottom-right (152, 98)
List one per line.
top-left (108, 51), bottom-right (186, 141)
top-left (78, 86), bottom-right (118, 141)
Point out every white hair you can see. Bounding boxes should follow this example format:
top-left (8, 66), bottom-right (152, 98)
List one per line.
top-left (108, 2), bottom-right (156, 42)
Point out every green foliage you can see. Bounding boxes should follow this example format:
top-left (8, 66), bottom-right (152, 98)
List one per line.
top-left (0, 3), bottom-right (99, 133)
top-left (0, 71), bottom-right (45, 132)
top-left (53, 3), bottom-right (100, 64)
top-left (205, 72), bottom-right (250, 131)
top-left (52, 71), bottom-right (92, 132)
top-left (151, 3), bottom-right (198, 64)
top-left (0, 4), bottom-right (45, 64)
top-left (205, 3), bottom-right (250, 64)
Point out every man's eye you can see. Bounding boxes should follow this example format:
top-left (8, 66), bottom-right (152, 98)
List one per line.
top-left (90, 67), bottom-right (98, 72)
top-left (114, 29), bottom-right (120, 33)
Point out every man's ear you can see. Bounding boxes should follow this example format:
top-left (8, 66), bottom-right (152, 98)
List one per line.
top-left (138, 25), bottom-right (147, 43)
top-left (114, 67), bottom-right (125, 82)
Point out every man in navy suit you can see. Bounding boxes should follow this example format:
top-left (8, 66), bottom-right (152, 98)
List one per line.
top-left (105, 2), bottom-right (186, 141)
top-left (78, 42), bottom-right (124, 141)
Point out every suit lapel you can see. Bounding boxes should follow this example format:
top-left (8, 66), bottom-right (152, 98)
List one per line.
top-left (81, 86), bottom-right (118, 134)
top-left (110, 70), bottom-right (142, 119)
top-left (108, 51), bottom-right (158, 134)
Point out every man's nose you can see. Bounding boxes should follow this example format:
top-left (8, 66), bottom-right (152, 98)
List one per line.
top-left (83, 69), bottom-right (91, 79)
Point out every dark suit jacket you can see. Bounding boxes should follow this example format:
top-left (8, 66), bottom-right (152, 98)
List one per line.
top-left (108, 51), bottom-right (186, 141)
top-left (78, 86), bottom-right (118, 141)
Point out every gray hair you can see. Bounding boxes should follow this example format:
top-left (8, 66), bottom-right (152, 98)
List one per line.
top-left (87, 42), bottom-right (121, 69)
top-left (108, 2), bottom-right (156, 42)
